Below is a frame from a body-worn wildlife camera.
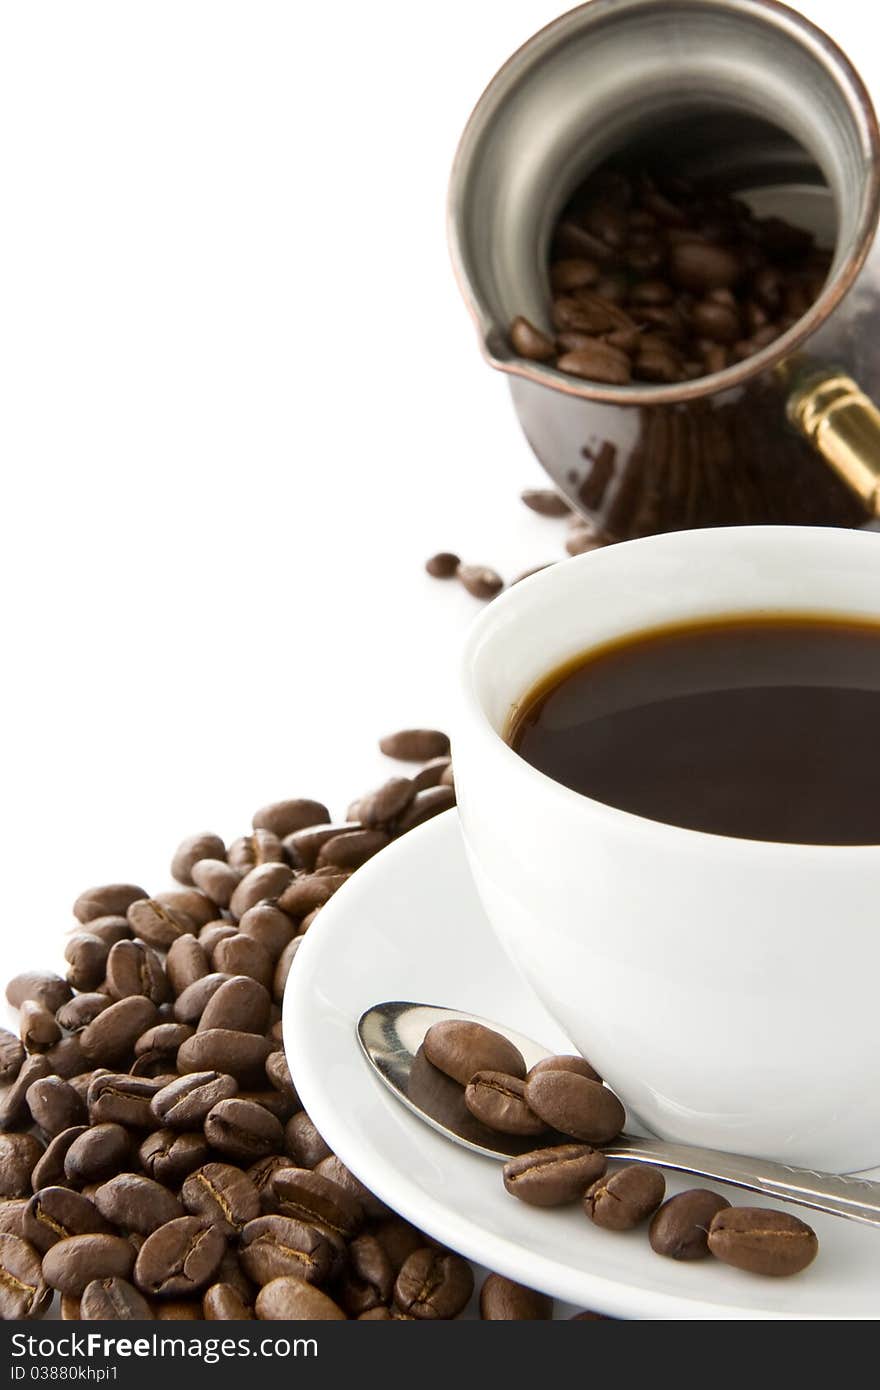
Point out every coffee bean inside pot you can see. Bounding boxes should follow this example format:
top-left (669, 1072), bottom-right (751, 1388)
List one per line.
top-left (510, 163), bottom-right (831, 385)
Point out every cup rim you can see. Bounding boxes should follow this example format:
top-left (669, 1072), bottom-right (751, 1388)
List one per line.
top-left (458, 524), bottom-right (880, 860)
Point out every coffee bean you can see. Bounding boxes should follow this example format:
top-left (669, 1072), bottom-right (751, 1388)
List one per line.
top-left (525, 1070), bottom-right (624, 1143)
top-left (229, 863), bottom-right (294, 920)
top-left (520, 488), bottom-right (570, 517)
top-left (457, 563), bottom-right (504, 599)
top-left (237, 905), bottom-right (295, 961)
top-left (649, 1189), bottom-right (731, 1260)
top-left (247, 1155), bottom-right (291, 1196)
top-left (26, 1077), bottom-right (86, 1137)
top-left (227, 830), bottom-right (287, 875)
top-left (22, 1189), bottom-right (114, 1253)
top-left (268, 1167), bottom-right (363, 1240)
top-left (411, 757), bottom-right (452, 791)
top-left (154, 889), bottom-right (216, 928)
top-left (7, 972), bottom-right (72, 1015)
top-left (557, 341), bottom-right (632, 384)
top-left (239, 1215), bottom-right (332, 1286)
top-left (105, 939), bottom-right (169, 1005)
top-left (139, 1130), bottom-right (209, 1186)
top-left (64, 1124), bottom-right (130, 1184)
top-left (313, 1162), bottom-right (386, 1224)
top-left (273, 938), bottom-right (302, 1004)
top-left (204, 1098), bottom-right (283, 1162)
top-left (177, 1029), bottom-right (272, 1085)
top-left (75, 915), bottom-right (131, 947)
top-left (182, 1163), bottom-right (260, 1235)
top-left (669, 241), bottom-right (740, 292)
top-left (315, 828), bottom-right (389, 870)
top-left (60, 1294), bottom-right (81, 1319)
top-left (45, 1039), bottom-right (89, 1084)
top-left (134, 1217), bottom-right (226, 1298)
top-left (379, 729), bottom-right (450, 762)
top-left (425, 552), bottom-right (460, 579)
top-left (282, 822), bottom-right (358, 872)
top-left (255, 1275), bottom-right (346, 1320)
top-left (464, 1071), bottom-right (546, 1135)
top-left (171, 833), bottom-right (227, 886)
top-left (203, 1282), bottom-right (254, 1318)
top-left (31, 1126), bottom-right (88, 1190)
top-left (43, 1233), bottom-right (135, 1296)
top-left (0, 1028), bottom-right (25, 1084)
top-left (509, 316), bottom-right (555, 362)
top-left (134, 1023), bottom-right (193, 1060)
top-left (0, 1201), bottom-right (27, 1238)
top-left (56, 994), bottom-right (111, 1033)
top-left (284, 1111), bottom-right (331, 1168)
top-left (276, 871), bottom-right (348, 919)
top-left (265, 1050), bottom-right (297, 1103)
top-left (707, 1207), bottom-right (819, 1276)
top-left (190, 859), bottom-right (241, 909)
top-left (19, 1000), bottom-right (62, 1053)
top-left (584, 1164), bottom-right (666, 1230)
top-left (337, 1232), bottom-right (394, 1315)
top-left (252, 799), bottom-right (331, 839)
top-left (212, 934), bottom-right (273, 990)
top-left (480, 1273), bottom-right (553, 1320)
top-left (0, 1054), bottom-right (51, 1129)
top-left (0, 1233), bottom-right (51, 1319)
top-left (527, 1054), bottom-right (601, 1085)
top-left (423, 1020), bottom-right (526, 1086)
top-left (369, 1217), bottom-right (425, 1275)
top-left (151, 1071), bottom-right (238, 1129)
top-left (394, 1248), bottom-right (474, 1319)
top-left (173, 972), bottom-right (232, 1025)
top-left (502, 1144), bottom-right (608, 1207)
top-left (165, 934), bottom-right (210, 995)
top-left (0, 1134), bottom-right (44, 1197)
top-left (73, 885), bottom-right (147, 925)
top-left (94, 1173), bottom-right (184, 1233)
top-left (127, 898), bottom-right (194, 950)
top-left (64, 933), bottom-right (111, 992)
top-left (80, 996), bottom-right (158, 1064)
top-left (691, 297), bottom-right (741, 344)
top-left (197, 976), bottom-right (271, 1036)
top-left (80, 1276), bottom-right (153, 1319)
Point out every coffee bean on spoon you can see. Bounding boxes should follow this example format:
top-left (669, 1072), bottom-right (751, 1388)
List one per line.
top-left (502, 1144), bottom-right (607, 1207)
top-left (423, 1020), bottom-right (526, 1086)
top-left (707, 1207), bottom-right (819, 1276)
top-left (527, 1054), bottom-right (602, 1084)
top-left (650, 1189), bottom-right (731, 1260)
top-left (525, 1069), bottom-right (625, 1143)
top-left (464, 1071), bottom-right (547, 1135)
top-left (584, 1164), bottom-right (666, 1230)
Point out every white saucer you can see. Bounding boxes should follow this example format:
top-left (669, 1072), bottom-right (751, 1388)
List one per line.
top-left (284, 811), bottom-right (880, 1320)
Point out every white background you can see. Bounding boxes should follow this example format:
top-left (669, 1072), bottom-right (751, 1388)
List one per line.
top-left (0, 0), bottom-right (875, 973)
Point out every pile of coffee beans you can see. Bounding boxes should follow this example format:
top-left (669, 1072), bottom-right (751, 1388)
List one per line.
top-left (0, 731), bottom-right (581, 1322)
top-left (509, 164), bottom-right (831, 385)
top-left (423, 1020), bottom-right (819, 1279)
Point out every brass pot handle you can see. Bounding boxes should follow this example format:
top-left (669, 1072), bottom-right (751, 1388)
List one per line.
top-left (786, 366), bottom-right (880, 517)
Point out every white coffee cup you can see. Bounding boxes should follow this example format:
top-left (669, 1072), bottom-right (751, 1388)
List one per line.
top-left (455, 524), bottom-right (880, 1173)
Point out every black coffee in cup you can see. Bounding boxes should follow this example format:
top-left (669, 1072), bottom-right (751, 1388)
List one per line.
top-left (508, 615), bottom-right (880, 844)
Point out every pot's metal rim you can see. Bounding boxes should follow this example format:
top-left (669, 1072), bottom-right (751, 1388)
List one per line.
top-left (446, 0), bottom-right (880, 407)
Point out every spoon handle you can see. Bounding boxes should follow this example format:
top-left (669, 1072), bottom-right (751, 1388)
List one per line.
top-left (605, 1134), bottom-right (880, 1227)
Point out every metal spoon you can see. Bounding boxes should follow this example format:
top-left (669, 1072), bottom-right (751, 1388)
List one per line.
top-left (358, 1000), bottom-right (880, 1229)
